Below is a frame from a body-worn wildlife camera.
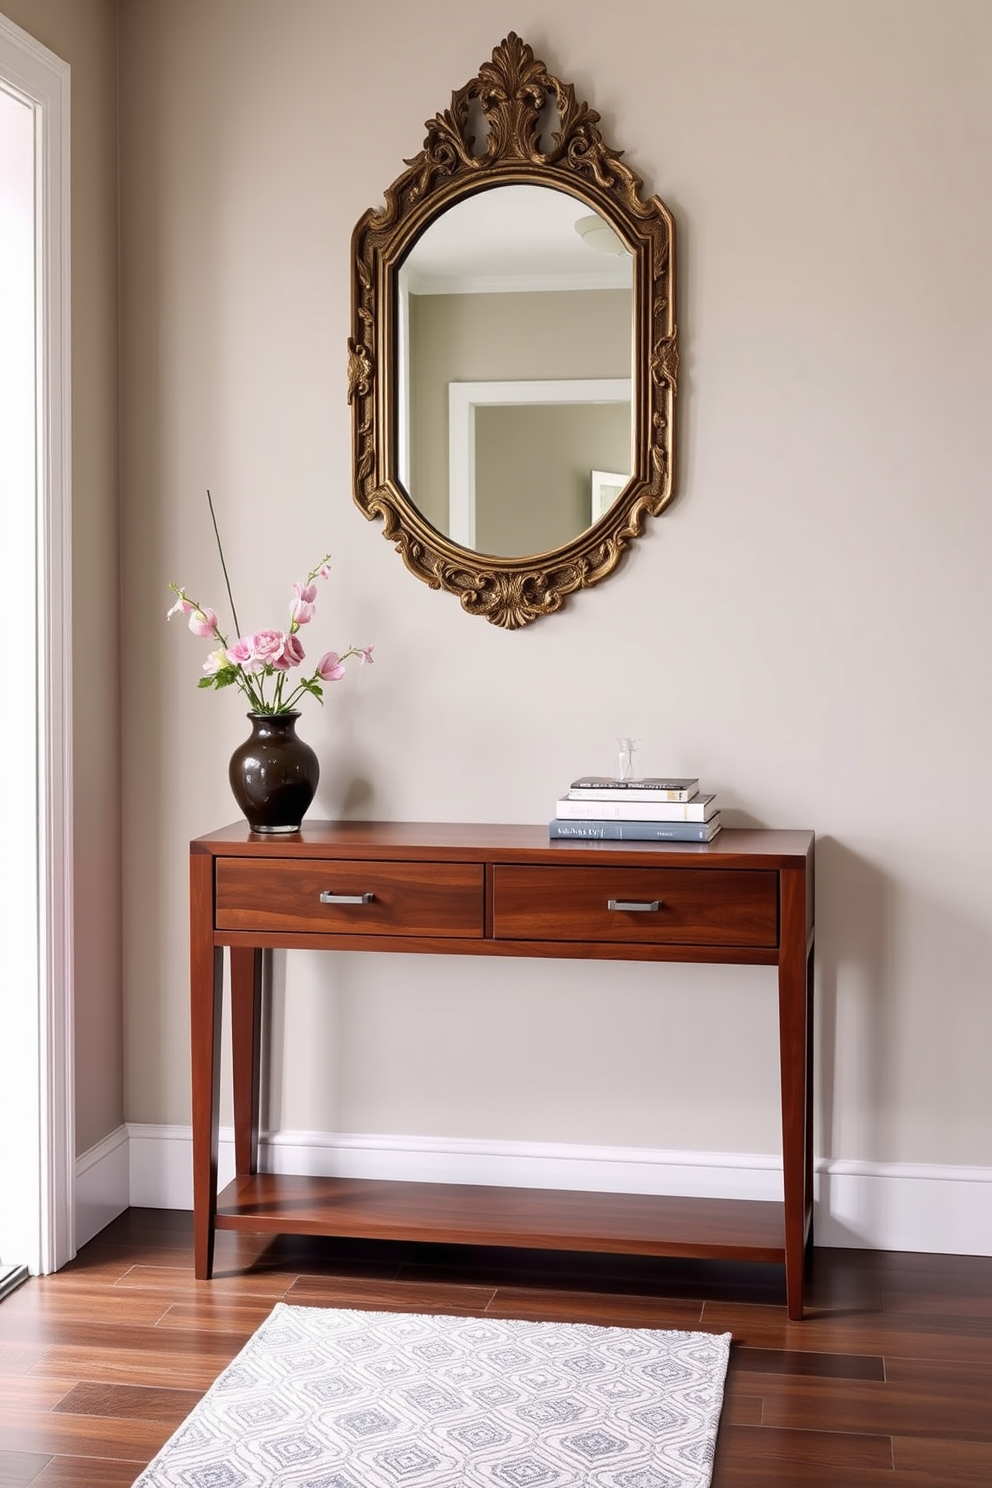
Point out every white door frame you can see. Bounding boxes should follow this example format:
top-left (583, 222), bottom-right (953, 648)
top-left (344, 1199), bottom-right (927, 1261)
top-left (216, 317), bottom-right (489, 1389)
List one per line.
top-left (0, 11), bottom-right (74, 1275)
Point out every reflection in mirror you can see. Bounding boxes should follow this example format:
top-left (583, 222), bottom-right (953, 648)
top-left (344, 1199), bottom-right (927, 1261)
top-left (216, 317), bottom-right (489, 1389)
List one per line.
top-left (397, 185), bottom-right (633, 555)
top-left (448, 379), bottom-right (631, 554)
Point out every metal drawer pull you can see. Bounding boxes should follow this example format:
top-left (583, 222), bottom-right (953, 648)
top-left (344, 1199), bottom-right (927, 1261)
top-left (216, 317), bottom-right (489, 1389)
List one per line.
top-left (320, 891), bottom-right (375, 905)
top-left (608, 898), bottom-right (661, 912)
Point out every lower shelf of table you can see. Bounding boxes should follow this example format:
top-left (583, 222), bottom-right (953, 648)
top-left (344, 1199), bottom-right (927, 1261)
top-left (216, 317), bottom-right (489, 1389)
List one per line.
top-left (214, 1174), bottom-right (786, 1264)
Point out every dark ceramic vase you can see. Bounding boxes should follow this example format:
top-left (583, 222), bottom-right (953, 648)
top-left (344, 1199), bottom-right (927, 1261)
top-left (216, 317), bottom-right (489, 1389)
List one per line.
top-left (229, 711), bottom-right (319, 833)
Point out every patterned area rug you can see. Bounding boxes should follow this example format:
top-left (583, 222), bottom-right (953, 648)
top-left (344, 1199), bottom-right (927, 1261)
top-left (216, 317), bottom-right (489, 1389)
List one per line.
top-left (133, 1303), bottom-right (731, 1487)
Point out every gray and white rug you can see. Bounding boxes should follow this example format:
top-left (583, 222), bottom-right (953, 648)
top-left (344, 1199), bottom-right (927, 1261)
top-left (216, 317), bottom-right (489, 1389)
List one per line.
top-left (133, 1303), bottom-right (731, 1487)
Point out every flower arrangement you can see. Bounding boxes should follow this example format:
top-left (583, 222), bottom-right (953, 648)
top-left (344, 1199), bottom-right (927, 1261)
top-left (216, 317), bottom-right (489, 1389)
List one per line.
top-left (167, 492), bottom-right (373, 716)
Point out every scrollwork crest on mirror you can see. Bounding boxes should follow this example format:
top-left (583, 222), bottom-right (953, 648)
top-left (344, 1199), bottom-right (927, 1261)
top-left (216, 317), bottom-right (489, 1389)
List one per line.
top-left (349, 33), bottom-right (678, 628)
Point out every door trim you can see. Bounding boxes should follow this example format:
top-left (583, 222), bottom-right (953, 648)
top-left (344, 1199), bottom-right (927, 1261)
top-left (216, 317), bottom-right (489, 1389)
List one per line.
top-left (0, 10), bottom-right (74, 1274)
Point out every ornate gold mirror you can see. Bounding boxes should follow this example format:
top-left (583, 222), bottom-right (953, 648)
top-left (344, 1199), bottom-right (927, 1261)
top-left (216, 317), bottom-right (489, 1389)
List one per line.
top-left (349, 33), bottom-right (678, 628)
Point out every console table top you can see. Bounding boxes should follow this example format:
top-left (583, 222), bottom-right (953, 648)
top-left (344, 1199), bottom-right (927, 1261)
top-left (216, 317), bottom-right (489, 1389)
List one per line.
top-left (192, 820), bottom-right (814, 868)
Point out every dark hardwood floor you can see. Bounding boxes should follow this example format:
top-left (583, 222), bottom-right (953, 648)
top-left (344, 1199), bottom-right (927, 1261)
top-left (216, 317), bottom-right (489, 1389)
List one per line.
top-left (0, 1208), bottom-right (989, 1486)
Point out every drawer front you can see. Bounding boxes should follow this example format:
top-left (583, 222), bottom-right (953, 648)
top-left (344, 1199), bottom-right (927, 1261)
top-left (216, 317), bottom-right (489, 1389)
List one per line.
top-left (492, 865), bottom-right (778, 947)
top-left (216, 859), bottom-right (485, 937)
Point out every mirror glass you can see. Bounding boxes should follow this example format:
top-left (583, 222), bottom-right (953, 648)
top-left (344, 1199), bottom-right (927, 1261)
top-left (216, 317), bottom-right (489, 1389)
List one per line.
top-left (396, 184), bottom-right (633, 556)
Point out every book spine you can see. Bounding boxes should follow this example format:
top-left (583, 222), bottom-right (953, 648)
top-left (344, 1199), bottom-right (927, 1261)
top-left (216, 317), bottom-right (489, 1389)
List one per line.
top-left (555, 797), bottom-right (717, 823)
top-left (550, 819), bottom-right (721, 842)
top-left (568, 787), bottom-right (695, 803)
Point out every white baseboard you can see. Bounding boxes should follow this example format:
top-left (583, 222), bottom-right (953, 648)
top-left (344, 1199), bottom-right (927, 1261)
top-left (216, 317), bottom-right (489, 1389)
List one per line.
top-left (127, 1121), bottom-right (233, 1210)
top-left (75, 1125), bottom-right (130, 1248)
top-left (121, 1123), bottom-right (992, 1257)
top-left (815, 1159), bottom-right (992, 1254)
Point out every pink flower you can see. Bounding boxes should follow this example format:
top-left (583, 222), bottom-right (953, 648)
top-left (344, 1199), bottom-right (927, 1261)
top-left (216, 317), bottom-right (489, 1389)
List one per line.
top-left (317, 651), bottom-right (346, 682)
top-left (359, 644), bottom-right (375, 664)
top-left (166, 595), bottom-right (193, 620)
top-left (290, 581), bottom-right (318, 626)
top-left (188, 606), bottom-right (218, 638)
top-left (270, 632), bottom-right (305, 671)
top-left (226, 636), bottom-right (264, 673)
top-left (227, 630), bottom-right (304, 673)
top-left (315, 561), bottom-right (332, 580)
top-left (247, 629), bottom-right (288, 668)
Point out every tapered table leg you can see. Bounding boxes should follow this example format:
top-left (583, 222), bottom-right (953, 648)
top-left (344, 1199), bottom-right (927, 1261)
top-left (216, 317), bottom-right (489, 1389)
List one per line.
top-left (190, 851), bottom-right (223, 1281)
top-left (804, 939), bottom-right (815, 1247)
top-left (779, 863), bottom-right (813, 1320)
top-left (231, 947), bottom-right (263, 1176)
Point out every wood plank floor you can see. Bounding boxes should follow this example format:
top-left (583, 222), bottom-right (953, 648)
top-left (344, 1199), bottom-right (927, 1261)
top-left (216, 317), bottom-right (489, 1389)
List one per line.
top-left (0, 1209), bottom-right (988, 1486)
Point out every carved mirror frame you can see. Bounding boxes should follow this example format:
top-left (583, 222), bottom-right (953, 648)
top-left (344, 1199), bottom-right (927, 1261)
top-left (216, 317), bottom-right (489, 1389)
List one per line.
top-left (349, 33), bottom-right (678, 629)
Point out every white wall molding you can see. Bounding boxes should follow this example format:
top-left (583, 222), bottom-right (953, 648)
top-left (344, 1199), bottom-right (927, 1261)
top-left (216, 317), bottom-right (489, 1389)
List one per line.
top-left (75, 1126), bottom-right (129, 1249)
top-left (815, 1157), bottom-right (992, 1255)
top-left (128, 1122), bottom-right (216, 1212)
top-left (123, 1125), bottom-right (992, 1258)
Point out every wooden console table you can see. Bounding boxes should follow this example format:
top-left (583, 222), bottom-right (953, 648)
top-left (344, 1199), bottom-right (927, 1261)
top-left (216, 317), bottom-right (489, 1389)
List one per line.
top-left (190, 822), bottom-right (815, 1318)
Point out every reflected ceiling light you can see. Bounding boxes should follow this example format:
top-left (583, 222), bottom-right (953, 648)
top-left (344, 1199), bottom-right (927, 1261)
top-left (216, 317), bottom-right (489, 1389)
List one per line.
top-left (574, 214), bottom-right (628, 255)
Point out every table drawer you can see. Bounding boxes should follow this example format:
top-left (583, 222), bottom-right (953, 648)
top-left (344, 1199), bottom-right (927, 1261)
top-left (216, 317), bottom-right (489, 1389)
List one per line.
top-left (216, 858), bottom-right (485, 937)
top-left (492, 865), bottom-right (778, 947)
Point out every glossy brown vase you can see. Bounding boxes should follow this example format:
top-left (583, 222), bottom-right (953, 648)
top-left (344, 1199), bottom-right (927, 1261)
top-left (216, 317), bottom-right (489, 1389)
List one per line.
top-left (228, 712), bottom-right (319, 833)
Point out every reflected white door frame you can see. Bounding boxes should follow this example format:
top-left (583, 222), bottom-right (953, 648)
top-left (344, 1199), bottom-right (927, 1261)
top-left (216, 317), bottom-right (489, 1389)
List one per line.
top-left (448, 378), bottom-right (632, 549)
top-left (0, 12), bottom-right (74, 1275)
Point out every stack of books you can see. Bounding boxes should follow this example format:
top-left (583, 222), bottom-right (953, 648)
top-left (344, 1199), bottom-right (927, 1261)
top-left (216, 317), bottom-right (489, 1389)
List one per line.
top-left (549, 775), bottom-right (722, 842)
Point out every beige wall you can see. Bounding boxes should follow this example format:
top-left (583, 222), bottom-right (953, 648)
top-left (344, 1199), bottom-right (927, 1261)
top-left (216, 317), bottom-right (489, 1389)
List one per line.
top-left (2, 0), bottom-right (122, 1156)
top-left (116, 0), bottom-right (990, 1169)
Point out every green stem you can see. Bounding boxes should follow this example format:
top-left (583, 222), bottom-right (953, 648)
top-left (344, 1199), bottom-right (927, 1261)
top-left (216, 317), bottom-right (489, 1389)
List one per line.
top-left (206, 489), bottom-right (242, 639)
top-left (233, 664), bottom-right (263, 712)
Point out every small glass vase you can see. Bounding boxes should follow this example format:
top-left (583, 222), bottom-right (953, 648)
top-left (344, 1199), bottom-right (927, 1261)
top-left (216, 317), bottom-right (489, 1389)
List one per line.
top-left (616, 736), bottom-right (640, 782)
top-left (228, 711), bottom-right (319, 834)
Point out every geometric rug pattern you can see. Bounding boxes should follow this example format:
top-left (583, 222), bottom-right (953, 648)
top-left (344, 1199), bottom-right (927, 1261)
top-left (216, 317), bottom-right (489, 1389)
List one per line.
top-left (131, 1303), bottom-right (731, 1487)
